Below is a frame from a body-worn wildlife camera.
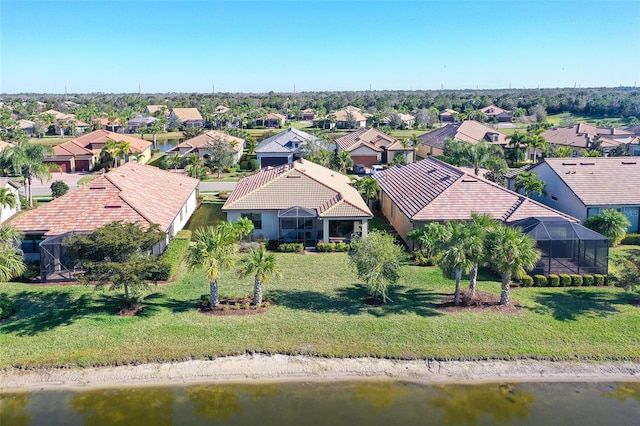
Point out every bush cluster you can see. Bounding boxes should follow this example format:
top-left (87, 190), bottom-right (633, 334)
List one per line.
top-left (148, 230), bottom-right (192, 281)
top-left (0, 299), bottom-right (14, 319)
top-left (559, 274), bottom-right (572, 287)
top-left (520, 275), bottom-right (534, 287)
top-left (316, 242), bottom-right (350, 252)
top-left (523, 273), bottom-right (609, 287)
top-left (278, 243), bottom-right (304, 253)
top-left (621, 234), bottom-right (640, 245)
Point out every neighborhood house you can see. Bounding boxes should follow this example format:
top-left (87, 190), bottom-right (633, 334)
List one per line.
top-left (334, 127), bottom-right (413, 167)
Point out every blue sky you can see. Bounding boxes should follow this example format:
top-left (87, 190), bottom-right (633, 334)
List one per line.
top-left (1, 1), bottom-right (639, 93)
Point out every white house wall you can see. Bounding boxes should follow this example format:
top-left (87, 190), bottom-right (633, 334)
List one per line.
top-left (227, 211), bottom-right (280, 240)
top-left (529, 162), bottom-right (587, 221)
top-left (0, 184), bottom-right (20, 224)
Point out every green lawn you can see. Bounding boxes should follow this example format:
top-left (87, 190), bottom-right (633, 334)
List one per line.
top-left (184, 194), bottom-right (227, 233)
top-left (1, 252), bottom-right (639, 369)
top-left (546, 113), bottom-right (629, 128)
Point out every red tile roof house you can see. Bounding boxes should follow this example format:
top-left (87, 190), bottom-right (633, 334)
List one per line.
top-left (523, 157), bottom-right (640, 233)
top-left (44, 130), bottom-right (153, 172)
top-left (10, 162), bottom-right (199, 282)
top-left (169, 108), bottom-right (205, 129)
top-left (373, 157), bottom-right (577, 249)
top-left (335, 127), bottom-right (413, 167)
top-left (415, 120), bottom-right (507, 158)
top-left (222, 159), bottom-right (372, 247)
top-left (542, 123), bottom-right (637, 156)
top-left (480, 105), bottom-right (513, 122)
top-left (166, 130), bottom-right (245, 164)
top-left (255, 113), bottom-right (287, 128)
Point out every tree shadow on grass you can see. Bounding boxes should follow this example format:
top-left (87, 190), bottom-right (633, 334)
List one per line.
top-left (529, 289), bottom-right (632, 321)
top-left (0, 290), bottom-right (116, 336)
top-left (135, 292), bottom-right (195, 318)
top-left (271, 284), bottom-right (443, 317)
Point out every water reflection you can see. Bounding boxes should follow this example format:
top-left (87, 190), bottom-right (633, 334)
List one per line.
top-left (69, 388), bottom-right (174, 426)
top-left (353, 381), bottom-right (411, 409)
top-left (604, 382), bottom-right (640, 402)
top-left (0, 393), bottom-right (31, 426)
top-left (188, 383), bottom-right (278, 421)
top-left (431, 383), bottom-right (534, 426)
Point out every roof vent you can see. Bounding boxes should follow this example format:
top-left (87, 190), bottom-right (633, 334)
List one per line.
top-left (562, 162), bottom-right (577, 166)
top-left (89, 185), bottom-right (107, 190)
top-left (622, 161), bottom-right (637, 165)
top-left (440, 175), bottom-right (450, 181)
top-left (427, 168), bottom-right (437, 173)
top-left (105, 205), bottom-right (122, 209)
top-left (287, 175), bottom-right (301, 179)
top-left (461, 178), bottom-right (477, 183)
top-left (580, 162), bottom-right (595, 165)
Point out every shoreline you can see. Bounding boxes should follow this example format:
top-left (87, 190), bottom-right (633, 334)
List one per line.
top-left (2, 355), bottom-right (640, 392)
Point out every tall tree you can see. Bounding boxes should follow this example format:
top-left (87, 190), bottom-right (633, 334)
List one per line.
top-left (352, 176), bottom-right (380, 209)
top-left (206, 138), bottom-right (235, 178)
top-left (0, 225), bottom-right (25, 282)
top-left (443, 140), bottom-right (507, 176)
top-left (525, 131), bottom-right (547, 163)
top-left (349, 230), bottom-right (404, 303)
top-left (0, 187), bottom-right (17, 223)
top-left (466, 212), bottom-right (497, 298)
top-left (514, 171), bottom-right (546, 198)
top-left (9, 142), bottom-right (56, 207)
top-left (236, 246), bottom-right (280, 305)
top-left (187, 225), bottom-right (237, 307)
top-left (583, 209), bottom-right (631, 246)
top-left (329, 151), bottom-right (353, 174)
top-left (436, 222), bottom-right (472, 306)
top-left (505, 131), bottom-right (527, 164)
top-left (485, 224), bottom-right (540, 306)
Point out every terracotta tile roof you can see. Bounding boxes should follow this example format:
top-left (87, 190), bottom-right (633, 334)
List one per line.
top-left (11, 162), bottom-right (199, 236)
top-left (214, 105), bottom-right (230, 114)
top-left (265, 112), bottom-right (286, 120)
top-left (417, 120), bottom-right (507, 150)
top-left (0, 141), bottom-right (15, 152)
top-left (51, 140), bottom-right (94, 156)
top-left (335, 127), bottom-right (400, 152)
top-left (480, 105), bottom-right (511, 116)
top-left (544, 124), bottom-right (633, 149)
top-left (374, 157), bottom-right (577, 223)
top-left (531, 157), bottom-right (640, 206)
top-left (171, 108), bottom-right (203, 121)
top-left (331, 106), bottom-right (368, 123)
top-left (146, 105), bottom-right (166, 114)
top-left (167, 130), bottom-right (244, 154)
top-left (68, 130), bottom-right (152, 153)
top-left (222, 159), bottom-right (372, 218)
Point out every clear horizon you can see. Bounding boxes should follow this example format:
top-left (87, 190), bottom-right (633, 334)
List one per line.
top-left (2, 1), bottom-right (639, 94)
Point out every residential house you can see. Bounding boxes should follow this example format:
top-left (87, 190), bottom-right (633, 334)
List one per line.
top-left (18, 119), bottom-right (35, 136)
top-left (45, 109), bottom-right (90, 136)
top-left (93, 117), bottom-right (123, 133)
top-left (439, 109), bottom-right (457, 123)
top-left (335, 127), bottom-right (414, 166)
top-left (169, 108), bottom-right (205, 129)
top-left (333, 106), bottom-right (368, 129)
top-left (213, 105), bottom-right (230, 114)
top-left (301, 109), bottom-right (316, 121)
top-left (0, 178), bottom-right (21, 224)
top-left (44, 130), bottom-right (152, 172)
top-left (145, 105), bottom-right (169, 116)
top-left (543, 123), bottom-right (638, 156)
top-left (416, 120), bottom-right (507, 158)
top-left (127, 116), bottom-right (158, 133)
top-left (166, 130), bottom-right (245, 164)
top-left (480, 105), bottom-right (512, 122)
top-left (373, 157), bottom-right (577, 247)
top-left (255, 113), bottom-right (287, 128)
top-left (11, 162), bottom-right (199, 281)
top-left (256, 128), bottom-right (327, 167)
top-left (383, 112), bottom-right (416, 129)
top-left (222, 159), bottom-right (372, 246)
top-left (524, 157), bottom-right (640, 232)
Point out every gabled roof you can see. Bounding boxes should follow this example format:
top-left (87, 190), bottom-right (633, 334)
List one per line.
top-left (480, 105), bottom-right (511, 116)
top-left (0, 140), bottom-right (15, 152)
top-left (214, 105), bottom-right (230, 114)
top-left (544, 124), bottom-right (633, 149)
top-left (66, 130), bottom-right (152, 153)
top-left (51, 140), bottom-right (94, 157)
top-left (256, 128), bottom-right (321, 154)
top-left (0, 178), bottom-right (22, 190)
top-left (11, 162), bottom-right (199, 236)
top-left (373, 157), bottom-right (577, 223)
top-left (222, 159), bottom-right (372, 218)
top-left (332, 106), bottom-right (368, 123)
top-left (145, 105), bottom-right (167, 115)
top-left (335, 127), bottom-right (401, 152)
top-left (167, 130), bottom-right (244, 154)
top-left (529, 157), bottom-right (640, 206)
top-left (439, 109), bottom-right (457, 117)
top-left (417, 120), bottom-right (507, 149)
top-left (170, 108), bottom-right (203, 121)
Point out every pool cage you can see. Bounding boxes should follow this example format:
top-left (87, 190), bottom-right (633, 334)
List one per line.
top-left (510, 217), bottom-right (609, 276)
top-left (39, 231), bottom-right (82, 282)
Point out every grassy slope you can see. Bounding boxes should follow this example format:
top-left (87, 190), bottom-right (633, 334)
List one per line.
top-left (1, 252), bottom-right (639, 369)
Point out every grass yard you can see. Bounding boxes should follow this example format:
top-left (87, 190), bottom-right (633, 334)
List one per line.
top-left (184, 193), bottom-right (227, 233)
top-left (546, 113), bottom-right (629, 128)
top-left (1, 252), bottom-right (639, 369)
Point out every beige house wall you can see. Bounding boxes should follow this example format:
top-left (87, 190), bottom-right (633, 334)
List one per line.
top-left (416, 144), bottom-right (443, 159)
top-left (379, 191), bottom-right (414, 245)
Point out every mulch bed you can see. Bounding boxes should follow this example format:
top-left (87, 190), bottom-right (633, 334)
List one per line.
top-left (438, 289), bottom-right (522, 313)
top-left (198, 296), bottom-right (273, 316)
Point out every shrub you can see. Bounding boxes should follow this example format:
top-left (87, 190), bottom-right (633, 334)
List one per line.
top-left (12, 261), bottom-right (40, 282)
top-left (149, 231), bottom-right (192, 281)
top-left (621, 233), bottom-right (640, 245)
top-left (335, 242), bottom-right (350, 252)
top-left (50, 180), bottom-right (70, 198)
top-left (603, 275), bottom-right (611, 286)
top-left (278, 243), bottom-right (304, 253)
top-left (533, 275), bottom-right (547, 287)
top-left (316, 242), bottom-right (335, 252)
top-left (548, 274), bottom-right (560, 287)
top-left (570, 274), bottom-right (583, 287)
top-left (0, 299), bottom-right (14, 319)
top-left (239, 160), bottom-right (249, 170)
top-left (559, 274), bottom-right (572, 287)
top-left (521, 275), bottom-right (534, 287)
top-left (248, 159), bottom-right (260, 171)
top-left (583, 274), bottom-right (594, 286)
top-left (593, 274), bottom-right (605, 286)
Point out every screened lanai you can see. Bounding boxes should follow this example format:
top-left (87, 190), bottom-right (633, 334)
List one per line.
top-left (510, 217), bottom-right (609, 275)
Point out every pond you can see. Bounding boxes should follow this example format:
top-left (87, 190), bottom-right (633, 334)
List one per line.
top-left (1, 381), bottom-right (639, 425)
top-left (152, 138), bottom-right (182, 152)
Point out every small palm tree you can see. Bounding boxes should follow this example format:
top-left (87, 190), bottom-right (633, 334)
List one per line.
top-left (0, 188), bottom-right (17, 224)
top-left (486, 225), bottom-right (540, 306)
top-left (0, 225), bottom-right (25, 281)
top-left (583, 209), bottom-right (631, 246)
top-left (526, 132), bottom-right (547, 163)
top-left (437, 222), bottom-right (471, 306)
top-left (187, 225), bottom-right (237, 307)
top-left (352, 177), bottom-right (380, 209)
top-left (506, 131), bottom-right (526, 163)
top-left (466, 212), bottom-right (497, 298)
top-left (514, 171), bottom-right (546, 198)
top-left (232, 217), bottom-right (254, 242)
top-left (236, 246), bottom-right (280, 305)
top-left (167, 154), bottom-right (183, 172)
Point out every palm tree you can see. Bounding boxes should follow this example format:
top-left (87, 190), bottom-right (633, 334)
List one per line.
top-left (514, 171), bottom-right (546, 198)
top-left (352, 177), bottom-right (380, 209)
top-left (583, 209), bottom-right (631, 246)
top-left (0, 225), bottom-right (25, 282)
top-left (466, 212), bottom-right (497, 298)
top-left (526, 132), bottom-right (547, 163)
top-left (187, 225), bottom-right (237, 308)
top-left (167, 153), bottom-right (183, 172)
top-left (329, 151), bottom-right (353, 174)
top-left (437, 222), bottom-right (472, 306)
top-left (444, 140), bottom-right (506, 176)
top-left (100, 139), bottom-right (118, 168)
top-left (0, 187), bottom-right (17, 224)
top-left (114, 141), bottom-right (131, 166)
top-left (505, 131), bottom-right (526, 164)
top-left (236, 246), bottom-right (280, 305)
top-left (486, 225), bottom-right (540, 306)
top-left (9, 142), bottom-right (56, 207)
top-left (231, 217), bottom-right (254, 242)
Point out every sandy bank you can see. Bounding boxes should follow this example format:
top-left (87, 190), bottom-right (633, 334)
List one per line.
top-left (2, 355), bottom-right (640, 391)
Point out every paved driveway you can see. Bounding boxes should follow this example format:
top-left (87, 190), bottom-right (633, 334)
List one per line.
top-left (24, 172), bottom-right (92, 197)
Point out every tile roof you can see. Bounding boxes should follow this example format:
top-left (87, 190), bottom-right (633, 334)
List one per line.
top-left (171, 108), bottom-right (203, 121)
top-left (146, 105), bottom-right (167, 114)
top-left (214, 105), bottom-right (230, 114)
top-left (332, 106), bottom-right (368, 123)
top-left (335, 127), bottom-right (400, 152)
top-left (265, 112), bottom-right (286, 120)
top-left (480, 105), bottom-right (511, 116)
top-left (255, 128), bottom-right (321, 154)
top-left (66, 130), bottom-right (152, 153)
top-left (222, 159), bottom-right (372, 218)
top-left (417, 120), bottom-right (507, 150)
top-left (544, 124), bottom-right (633, 149)
top-left (531, 157), bottom-right (640, 206)
top-left (11, 162), bottom-right (199, 236)
top-left (167, 130), bottom-right (244, 155)
top-left (374, 157), bottom-right (576, 223)
top-left (51, 141), bottom-right (94, 156)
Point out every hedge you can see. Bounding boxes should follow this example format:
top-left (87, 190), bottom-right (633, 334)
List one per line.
top-left (521, 275), bottom-right (534, 287)
top-left (548, 274), bottom-right (560, 287)
top-left (278, 243), bottom-right (304, 253)
top-left (583, 274), bottom-right (595, 286)
top-left (570, 274), bottom-right (583, 287)
top-left (150, 230), bottom-right (192, 281)
top-left (559, 274), bottom-right (572, 287)
top-left (317, 242), bottom-right (335, 252)
top-left (533, 275), bottom-right (547, 287)
top-left (593, 274), bottom-right (605, 286)
top-left (621, 233), bottom-right (640, 245)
